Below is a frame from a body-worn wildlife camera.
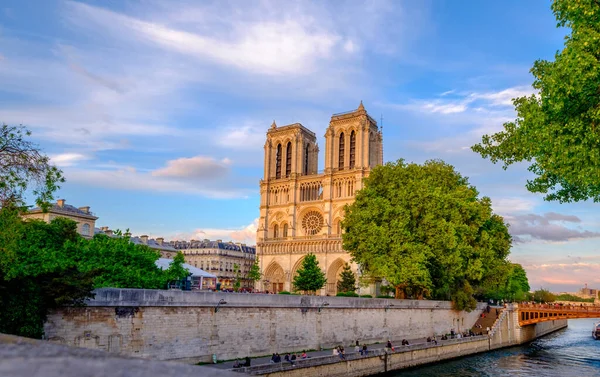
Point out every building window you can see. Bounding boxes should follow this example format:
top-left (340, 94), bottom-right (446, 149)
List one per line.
top-left (304, 144), bottom-right (309, 175)
top-left (283, 223), bottom-right (288, 237)
top-left (350, 130), bottom-right (356, 169)
top-left (285, 142), bottom-right (292, 178)
top-left (81, 223), bottom-right (90, 236)
top-left (274, 224), bottom-right (279, 238)
top-left (275, 143), bottom-right (282, 179)
top-left (339, 133), bottom-right (345, 170)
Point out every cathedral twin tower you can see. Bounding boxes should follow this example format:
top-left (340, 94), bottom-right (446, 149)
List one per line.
top-left (257, 102), bottom-right (383, 295)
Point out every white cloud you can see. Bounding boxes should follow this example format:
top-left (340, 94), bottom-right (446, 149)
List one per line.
top-left (217, 125), bottom-right (265, 150)
top-left (166, 218), bottom-right (258, 245)
top-left (64, 1), bottom-right (353, 76)
top-left (492, 197), bottom-right (537, 215)
top-left (50, 152), bottom-right (90, 167)
top-left (152, 156), bottom-right (231, 179)
top-left (64, 155), bottom-right (252, 199)
top-left (470, 86), bottom-right (535, 107)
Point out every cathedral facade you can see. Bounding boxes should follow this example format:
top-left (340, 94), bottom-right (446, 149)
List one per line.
top-left (257, 102), bottom-right (383, 295)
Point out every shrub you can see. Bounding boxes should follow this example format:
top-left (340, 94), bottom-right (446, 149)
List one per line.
top-left (278, 291), bottom-right (291, 295)
top-left (377, 295), bottom-right (392, 298)
top-left (360, 294), bottom-right (372, 298)
top-left (337, 291), bottom-right (359, 297)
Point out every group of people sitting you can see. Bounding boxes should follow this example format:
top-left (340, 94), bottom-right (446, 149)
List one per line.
top-left (232, 357), bottom-right (251, 369)
top-left (270, 351), bottom-right (309, 366)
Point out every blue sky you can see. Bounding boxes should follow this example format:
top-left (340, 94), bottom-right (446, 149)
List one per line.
top-left (1, 0), bottom-right (598, 293)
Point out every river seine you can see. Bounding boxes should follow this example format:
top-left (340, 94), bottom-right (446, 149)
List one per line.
top-left (393, 318), bottom-right (600, 377)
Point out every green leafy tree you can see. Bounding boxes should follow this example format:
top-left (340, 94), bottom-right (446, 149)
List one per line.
top-left (293, 253), bottom-right (326, 294)
top-left (67, 233), bottom-right (168, 289)
top-left (533, 288), bottom-right (556, 303)
top-left (472, 0), bottom-right (600, 203)
top-left (233, 263), bottom-right (241, 292)
top-left (247, 257), bottom-right (262, 289)
top-left (506, 264), bottom-right (530, 302)
top-left (0, 124), bottom-right (64, 208)
top-left (336, 263), bottom-right (357, 293)
top-left (165, 252), bottom-right (189, 288)
top-left (0, 209), bottom-right (96, 338)
top-left (342, 159), bottom-right (512, 311)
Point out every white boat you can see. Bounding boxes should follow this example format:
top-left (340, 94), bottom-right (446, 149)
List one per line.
top-left (593, 322), bottom-right (600, 340)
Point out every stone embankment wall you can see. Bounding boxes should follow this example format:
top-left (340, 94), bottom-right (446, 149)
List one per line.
top-left (240, 305), bottom-right (567, 377)
top-left (44, 288), bottom-right (485, 363)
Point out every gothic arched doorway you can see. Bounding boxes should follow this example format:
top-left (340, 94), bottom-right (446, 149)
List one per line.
top-left (326, 258), bottom-right (347, 295)
top-left (264, 262), bottom-right (285, 293)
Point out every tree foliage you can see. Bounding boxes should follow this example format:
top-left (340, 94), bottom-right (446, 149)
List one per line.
top-left (336, 263), bottom-right (357, 293)
top-left (555, 293), bottom-right (594, 302)
top-left (292, 253), bottom-right (326, 294)
top-left (247, 257), bottom-right (262, 286)
top-left (532, 288), bottom-right (557, 303)
top-left (0, 207), bottom-right (189, 338)
top-left (342, 159), bottom-right (514, 311)
top-left (0, 124), bottom-right (64, 208)
top-left (233, 263), bottom-right (241, 292)
top-left (472, 0), bottom-right (600, 203)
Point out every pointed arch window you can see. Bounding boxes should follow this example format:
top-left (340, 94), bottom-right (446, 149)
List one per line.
top-left (338, 133), bottom-right (345, 170)
top-left (349, 130), bottom-right (356, 169)
top-left (285, 142), bottom-right (292, 177)
top-left (283, 223), bottom-right (288, 237)
top-left (273, 224), bottom-right (279, 239)
top-left (275, 143), bottom-right (282, 179)
top-left (304, 144), bottom-right (310, 175)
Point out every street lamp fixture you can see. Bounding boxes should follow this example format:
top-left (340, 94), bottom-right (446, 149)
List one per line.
top-left (318, 302), bottom-right (330, 313)
top-left (214, 299), bottom-right (227, 313)
top-left (385, 303), bottom-right (395, 312)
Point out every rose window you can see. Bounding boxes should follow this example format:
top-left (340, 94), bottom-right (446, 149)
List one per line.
top-left (302, 211), bottom-right (323, 235)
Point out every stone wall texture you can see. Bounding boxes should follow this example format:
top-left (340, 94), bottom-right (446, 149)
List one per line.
top-left (44, 288), bottom-right (486, 363)
top-left (242, 306), bottom-right (567, 376)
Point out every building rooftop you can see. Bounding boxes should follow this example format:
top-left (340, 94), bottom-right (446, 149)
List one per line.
top-left (155, 258), bottom-right (217, 278)
top-left (130, 235), bottom-right (177, 252)
top-left (29, 199), bottom-right (98, 220)
top-left (170, 239), bottom-right (256, 254)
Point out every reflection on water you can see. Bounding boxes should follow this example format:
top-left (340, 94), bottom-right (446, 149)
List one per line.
top-left (392, 319), bottom-right (600, 377)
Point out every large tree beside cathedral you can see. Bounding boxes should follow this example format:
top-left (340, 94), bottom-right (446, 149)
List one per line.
top-left (342, 159), bottom-right (514, 311)
top-left (293, 253), bottom-right (327, 294)
top-left (472, 0), bottom-right (600, 203)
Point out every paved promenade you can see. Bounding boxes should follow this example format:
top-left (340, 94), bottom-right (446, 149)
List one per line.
top-left (203, 335), bottom-right (463, 371)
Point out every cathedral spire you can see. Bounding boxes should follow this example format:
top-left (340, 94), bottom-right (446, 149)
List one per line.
top-left (358, 100), bottom-right (365, 111)
top-left (271, 120), bottom-right (277, 129)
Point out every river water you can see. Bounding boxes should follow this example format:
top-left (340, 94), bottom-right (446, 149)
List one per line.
top-left (392, 318), bottom-right (600, 377)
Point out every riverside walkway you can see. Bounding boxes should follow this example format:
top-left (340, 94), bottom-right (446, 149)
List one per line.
top-left (203, 334), bottom-right (483, 372)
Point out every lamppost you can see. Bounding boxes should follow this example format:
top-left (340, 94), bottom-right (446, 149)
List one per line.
top-left (214, 299), bottom-right (227, 313)
top-left (318, 302), bottom-right (330, 312)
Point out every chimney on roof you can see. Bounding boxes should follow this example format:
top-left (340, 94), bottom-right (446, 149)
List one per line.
top-left (57, 199), bottom-right (65, 207)
top-left (140, 235), bottom-right (148, 244)
top-left (101, 226), bottom-right (108, 232)
top-left (79, 206), bottom-right (90, 214)
top-left (105, 229), bottom-right (113, 237)
top-left (216, 239), bottom-right (222, 243)
top-left (156, 237), bottom-right (164, 246)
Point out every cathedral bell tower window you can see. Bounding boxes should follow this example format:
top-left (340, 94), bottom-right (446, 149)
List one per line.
top-left (338, 133), bottom-right (345, 170)
top-left (304, 144), bottom-right (309, 175)
top-left (285, 142), bottom-right (292, 178)
top-left (275, 144), bottom-right (282, 179)
top-left (349, 130), bottom-right (356, 169)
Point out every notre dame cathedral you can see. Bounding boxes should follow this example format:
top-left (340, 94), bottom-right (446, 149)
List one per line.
top-left (257, 102), bottom-right (383, 295)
